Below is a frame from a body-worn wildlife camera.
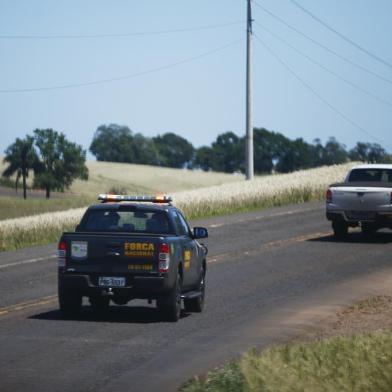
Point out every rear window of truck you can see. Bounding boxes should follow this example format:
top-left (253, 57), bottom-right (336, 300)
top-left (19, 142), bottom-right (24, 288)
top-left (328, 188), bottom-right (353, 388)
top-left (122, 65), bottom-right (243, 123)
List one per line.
top-left (78, 208), bottom-right (173, 234)
top-left (348, 169), bottom-right (392, 183)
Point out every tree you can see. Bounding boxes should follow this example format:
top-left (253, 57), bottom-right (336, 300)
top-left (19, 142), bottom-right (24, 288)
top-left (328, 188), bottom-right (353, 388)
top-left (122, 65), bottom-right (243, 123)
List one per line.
top-left (276, 138), bottom-right (317, 173)
top-left (194, 146), bottom-right (214, 171)
top-left (132, 133), bottom-right (160, 165)
top-left (253, 128), bottom-right (274, 173)
top-left (90, 124), bottom-right (135, 163)
top-left (209, 132), bottom-right (243, 173)
top-left (153, 132), bottom-right (194, 168)
top-left (320, 137), bottom-right (348, 165)
top-left (33, 129), bottom-right (88, 198)
top-left (349, 142), bottom-right (390, 163)
top-left (2, 136), bottom-right (37, 199)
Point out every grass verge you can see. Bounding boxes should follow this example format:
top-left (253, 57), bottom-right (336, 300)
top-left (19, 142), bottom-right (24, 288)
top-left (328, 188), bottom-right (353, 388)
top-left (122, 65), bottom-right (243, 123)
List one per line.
top-left (181, 332), bottom-right (392, 392)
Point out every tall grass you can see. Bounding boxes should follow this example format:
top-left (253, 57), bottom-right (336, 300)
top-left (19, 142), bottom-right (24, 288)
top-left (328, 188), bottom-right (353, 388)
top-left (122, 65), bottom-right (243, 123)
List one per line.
top-left (182, 332), bottom-right (392, 391)
top-left (0, 164), bottom-right (353, 251)
top-left (175, 163), bottom-right (352, 219)
top-left (0, 208), bottom-right (86, 251)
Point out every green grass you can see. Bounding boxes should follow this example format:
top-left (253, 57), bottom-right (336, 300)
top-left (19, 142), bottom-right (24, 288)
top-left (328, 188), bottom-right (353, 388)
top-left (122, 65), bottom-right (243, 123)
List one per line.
top-left (0, 195), bottom-right (94, 220)
top-left (182, 332), bottom-right (392, 392)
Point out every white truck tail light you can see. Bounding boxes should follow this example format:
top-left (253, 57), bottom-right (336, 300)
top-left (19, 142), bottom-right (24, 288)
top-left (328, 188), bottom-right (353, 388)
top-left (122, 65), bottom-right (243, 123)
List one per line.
top-left (326, 189), bottom-right (332, 204)
top-left (58, 241), bottom-right (67, 267)
top-left (158, 243), bottom-right (170, 273)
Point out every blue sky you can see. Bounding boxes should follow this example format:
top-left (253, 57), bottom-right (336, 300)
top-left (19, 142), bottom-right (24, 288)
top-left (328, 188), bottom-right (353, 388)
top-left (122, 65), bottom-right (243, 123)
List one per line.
top-left (0, 0), bottom-right (391, 158)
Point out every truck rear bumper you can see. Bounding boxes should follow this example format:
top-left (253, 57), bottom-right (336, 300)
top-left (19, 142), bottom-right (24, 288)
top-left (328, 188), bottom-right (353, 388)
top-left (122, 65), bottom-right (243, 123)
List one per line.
top-left (58, 273), bottom-right (172, 299)
top-left (326, 211), bottom-right (392, 226)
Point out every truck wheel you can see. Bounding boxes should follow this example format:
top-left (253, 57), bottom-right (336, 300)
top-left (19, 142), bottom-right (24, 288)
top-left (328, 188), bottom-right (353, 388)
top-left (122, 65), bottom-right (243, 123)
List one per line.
top-left (89, 296), bottom-right (110, 312)
top-left (361, 223), bottom-right (376, 236)
top-left (332, 220), bottom-right (348, 240)
top-left (59, 285), bottom-right (82, 317)
top-left (184, 268), bottom-right (205, 313)
top-left (157, 272), bottom-right (182, 322)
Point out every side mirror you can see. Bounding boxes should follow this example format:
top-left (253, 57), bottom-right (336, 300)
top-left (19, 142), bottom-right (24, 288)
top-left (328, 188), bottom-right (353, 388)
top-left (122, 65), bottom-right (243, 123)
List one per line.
top-left (193, 227), bottom-right (208, 239)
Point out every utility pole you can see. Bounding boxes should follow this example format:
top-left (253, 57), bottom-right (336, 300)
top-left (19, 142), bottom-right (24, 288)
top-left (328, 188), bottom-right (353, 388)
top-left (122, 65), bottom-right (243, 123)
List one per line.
top-left (245, 0), bottom-right (254, 180)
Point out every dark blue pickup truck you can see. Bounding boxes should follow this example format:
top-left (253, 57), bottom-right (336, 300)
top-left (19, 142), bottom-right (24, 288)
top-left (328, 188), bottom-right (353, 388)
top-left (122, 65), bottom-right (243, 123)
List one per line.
top-left (58, 195), bottom-right (208, 322)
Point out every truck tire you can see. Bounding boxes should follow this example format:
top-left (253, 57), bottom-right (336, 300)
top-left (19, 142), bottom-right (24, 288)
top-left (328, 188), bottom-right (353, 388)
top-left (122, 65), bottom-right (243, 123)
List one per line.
top-left (89, 296), bottom-right (110, 312)
top-left (157, 272), bottom-right (182, 322)
top-left (184, 267), bottom-right (205, 313)
top-left (59, 285), bottom-right (82, 317)
top-left (332, 219), bottom-right (348, 240)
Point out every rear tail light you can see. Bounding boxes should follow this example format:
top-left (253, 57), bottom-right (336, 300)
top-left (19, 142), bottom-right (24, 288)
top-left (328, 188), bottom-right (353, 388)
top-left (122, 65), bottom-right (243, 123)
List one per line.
top-left (58, 241), bottom-right (67, 267)
top-left (326, 189), bottom-right (332, 204)
top-left (158, 243), bottom-right (170, 273)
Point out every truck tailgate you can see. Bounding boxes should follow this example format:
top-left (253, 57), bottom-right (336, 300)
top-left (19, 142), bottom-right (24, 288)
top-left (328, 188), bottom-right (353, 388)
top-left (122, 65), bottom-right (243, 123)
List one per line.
top-left (331, 186), bottom-right (391, 210)
top-left (62, 233), bottom-right (161, 274)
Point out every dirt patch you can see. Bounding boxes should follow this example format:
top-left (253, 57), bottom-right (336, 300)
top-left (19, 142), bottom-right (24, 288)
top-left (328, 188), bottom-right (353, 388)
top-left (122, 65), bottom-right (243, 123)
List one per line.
top-left (301, 295), bottom-right (392, 342)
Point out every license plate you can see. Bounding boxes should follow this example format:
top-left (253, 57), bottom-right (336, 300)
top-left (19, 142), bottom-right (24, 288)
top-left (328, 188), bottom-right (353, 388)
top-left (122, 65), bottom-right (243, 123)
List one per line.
top-left (98, 277), bottom-right (126, 287)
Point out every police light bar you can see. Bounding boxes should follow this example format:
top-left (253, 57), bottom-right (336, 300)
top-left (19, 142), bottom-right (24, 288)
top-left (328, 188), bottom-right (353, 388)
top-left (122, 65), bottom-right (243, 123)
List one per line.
top-left (98, 194), bottom-right (173, 204)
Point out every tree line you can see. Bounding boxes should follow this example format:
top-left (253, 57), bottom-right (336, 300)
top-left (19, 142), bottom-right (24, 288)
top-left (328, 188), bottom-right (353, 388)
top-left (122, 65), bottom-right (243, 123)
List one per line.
top-left (3, 124), bottom-right (390, 199)
top-left (90, 124), bottom-right (391, 173)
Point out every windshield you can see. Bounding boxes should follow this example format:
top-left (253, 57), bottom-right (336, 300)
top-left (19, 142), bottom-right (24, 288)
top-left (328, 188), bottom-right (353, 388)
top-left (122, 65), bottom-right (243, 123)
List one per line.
top-left (79, 208), bottom-right (173, 234)
top-left (348, 169), bottom-right (392, 183)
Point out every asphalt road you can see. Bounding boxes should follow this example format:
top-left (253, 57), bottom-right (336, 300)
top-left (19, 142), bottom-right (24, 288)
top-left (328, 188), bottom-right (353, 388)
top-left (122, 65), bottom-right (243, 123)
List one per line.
top-left (1, 201), bottom-right (392, 392)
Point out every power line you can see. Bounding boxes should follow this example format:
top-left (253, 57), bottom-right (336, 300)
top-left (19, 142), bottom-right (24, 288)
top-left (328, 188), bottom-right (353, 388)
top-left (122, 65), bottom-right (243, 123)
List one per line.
top-left (254, 22), bottom-right (392, 108)
top-left (0, 20), bottom-right (245, 40)
top-left (252, 0), bottom-right (392, 85)
top-left (0, 39), bottom-right (243, 93)
top-left (289, 0), bottom-right (392, 70)
top-left (253, 34), bottom-right (388, 148)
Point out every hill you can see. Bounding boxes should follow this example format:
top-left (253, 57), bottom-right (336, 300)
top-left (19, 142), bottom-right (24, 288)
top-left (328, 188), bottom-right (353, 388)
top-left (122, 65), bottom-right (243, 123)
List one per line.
top-left (0, 159), bottom-right (244, 220)
top-left (70, 160), bottom-right (244, 195)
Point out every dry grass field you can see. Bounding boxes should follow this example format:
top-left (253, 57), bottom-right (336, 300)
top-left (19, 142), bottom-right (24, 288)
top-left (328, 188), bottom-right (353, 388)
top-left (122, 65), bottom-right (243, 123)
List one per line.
top-left (0, 159), bottom-right (243, 220)
top-left (70, 160), bottom-right (244, 195)
top-left (0, 157), bottom-right (244, 196)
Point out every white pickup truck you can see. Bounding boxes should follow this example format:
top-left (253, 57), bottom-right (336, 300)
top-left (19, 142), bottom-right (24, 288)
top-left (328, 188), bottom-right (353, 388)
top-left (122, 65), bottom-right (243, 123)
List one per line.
top-left (326, 164), bottom-right (392, 239)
